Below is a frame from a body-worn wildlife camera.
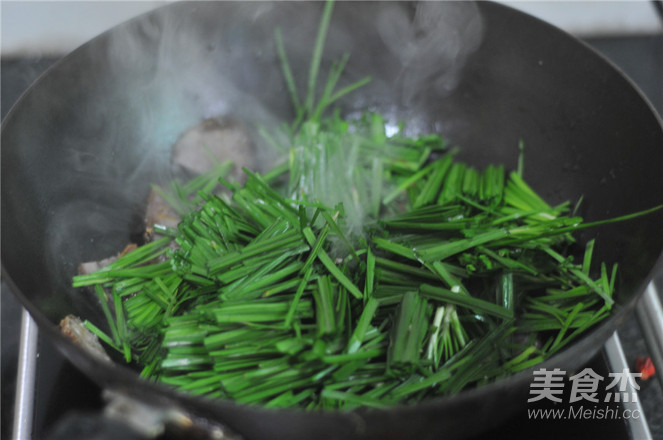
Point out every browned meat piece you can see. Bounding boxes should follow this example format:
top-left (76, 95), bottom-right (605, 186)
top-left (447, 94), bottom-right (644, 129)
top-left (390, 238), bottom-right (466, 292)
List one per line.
top-left (78, 255), bottom-right (118, 276)
top-left (144, 187), bottom-right (181, 238)
top-left (77, 243), bottom-right (137, 275)
top-left (142, 188), bottom-right (187, 252)
top-left (60, 315), bottom-right (111, 362)
top-left (172, 118), bottom-right (255, 182)
top-left (80, 118), bottom-right (251, 273)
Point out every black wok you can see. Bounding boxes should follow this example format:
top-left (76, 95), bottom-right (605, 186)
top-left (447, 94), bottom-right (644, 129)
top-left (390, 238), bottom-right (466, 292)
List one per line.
top-left (3, 2), bottom-right (663, 439)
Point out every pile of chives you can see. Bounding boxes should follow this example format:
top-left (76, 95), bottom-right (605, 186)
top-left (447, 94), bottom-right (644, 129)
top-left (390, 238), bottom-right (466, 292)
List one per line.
top-left (74, 131), bottom-right (646, 408)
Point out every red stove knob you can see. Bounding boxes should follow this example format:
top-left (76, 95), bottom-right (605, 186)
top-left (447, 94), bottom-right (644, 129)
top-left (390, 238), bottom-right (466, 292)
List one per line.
top-left (635, 356), bottom-right (655, 381)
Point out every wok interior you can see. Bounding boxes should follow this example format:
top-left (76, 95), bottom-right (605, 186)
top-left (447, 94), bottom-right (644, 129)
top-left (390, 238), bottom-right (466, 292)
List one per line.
top-left (2, 0), bottom-right (663, 418)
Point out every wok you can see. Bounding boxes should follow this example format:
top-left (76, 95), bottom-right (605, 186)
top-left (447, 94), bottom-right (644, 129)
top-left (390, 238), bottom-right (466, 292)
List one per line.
top-left (3, 2), bottom-right (663, 439)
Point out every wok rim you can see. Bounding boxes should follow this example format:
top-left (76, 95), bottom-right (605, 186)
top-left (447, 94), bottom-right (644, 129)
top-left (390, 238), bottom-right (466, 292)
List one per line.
top-left (2, 0), bottom-right (663, 431)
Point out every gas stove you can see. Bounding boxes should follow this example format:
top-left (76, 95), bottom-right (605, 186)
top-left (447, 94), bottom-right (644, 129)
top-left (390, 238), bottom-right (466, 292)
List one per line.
top-left (2, 34), bottom-right (663, 440)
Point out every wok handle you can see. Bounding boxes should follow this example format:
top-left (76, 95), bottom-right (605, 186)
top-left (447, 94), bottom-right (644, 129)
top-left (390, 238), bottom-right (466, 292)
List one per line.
top-left (603, 331), bottom-right (652, 440)
top-left (12, 308), bottom-right (38, 440)
top-left (636, 281), bottom-right (663, 390)
top-left (45, 389), bottom-right (242, 440)
top-left (45, 411), bottom-right (150, 440)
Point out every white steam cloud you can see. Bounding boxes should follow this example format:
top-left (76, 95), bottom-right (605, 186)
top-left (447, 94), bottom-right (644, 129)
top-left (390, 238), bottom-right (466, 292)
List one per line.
top-left (376, 2), bottom-right (484, 105)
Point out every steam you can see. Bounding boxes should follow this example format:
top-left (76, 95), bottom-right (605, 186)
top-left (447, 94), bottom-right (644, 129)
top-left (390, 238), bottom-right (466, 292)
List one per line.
top-left (98, 5), bottom-right (281, 182)
top-left (70, 1), bottom-right (484, 193)
top-left (376, 2), bottom-right (484, 105)
top-left (43, 4), bottom-right (286, 292)
top-left (33, 2), bottom-right (486, 303)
